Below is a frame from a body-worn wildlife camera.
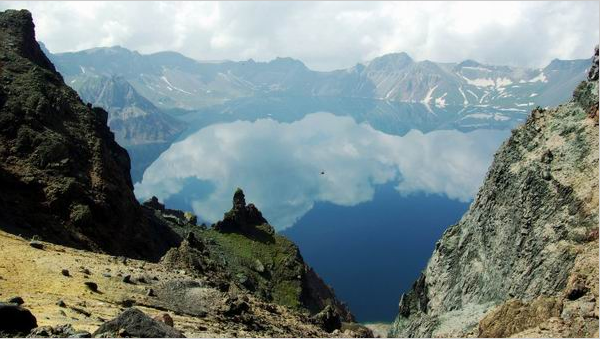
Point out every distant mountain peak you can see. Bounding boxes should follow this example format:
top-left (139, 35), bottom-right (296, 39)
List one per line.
top-left (372, 52), bottom-right (414, 62)
top-left (48, 41), bottom-right (590, 113)
top-left (545, 57), bottom-right (590, 71)
top-left (381, 51), bottom-right (413, 60)
top-left (368, 52), bottom-right (414, 69)
top-left (457, 59), bottom-right (482, 68)
top-left (269, 56), bottom-right (307, 69)
top-left (37, 40), bottom-right (50, 55)
top-left (83, 45), bottom-right (138, 56)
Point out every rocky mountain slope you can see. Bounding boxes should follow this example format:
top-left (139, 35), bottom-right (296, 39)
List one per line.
top-left (70, 74), bottom-right (184, 181)
top-left (47, 46), bottom-right (589, 113)
top-left (0, 9), bottom-right (181, 260)
top-left (145, 188), bottom-right (355, 323)
top-left (73, 74), bottom-right (183, 147)
top-left (0, 188), bottom-right (368, 338)
top-left (389, 48), bottom-right (599, 338)
top-left (0, 10), bottom-right (363, 337)
top-left (0, 230), bottom-right (370, 338)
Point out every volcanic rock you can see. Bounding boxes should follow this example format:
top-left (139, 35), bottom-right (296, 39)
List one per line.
top-left (92, 308), bottom-right (184, 338)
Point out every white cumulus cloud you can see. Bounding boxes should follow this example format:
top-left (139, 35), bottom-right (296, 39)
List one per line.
top-left (0, 1), bottom-right (598, 70)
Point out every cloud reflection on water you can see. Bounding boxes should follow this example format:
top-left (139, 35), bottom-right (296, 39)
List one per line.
top-left (135, 112), bottom-right (508, 229)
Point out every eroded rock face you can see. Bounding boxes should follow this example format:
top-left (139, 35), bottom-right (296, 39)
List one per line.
top-left (390, 49), bottom-right (599, 337)
top-left (0, 10), bottom-right (180, 260)
top-left (210, 189), bottom-right (355, 321)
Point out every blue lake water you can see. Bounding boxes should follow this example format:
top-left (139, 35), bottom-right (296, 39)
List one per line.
top-left (134, 101), bottom-right (512, 323)
top-left (283, 186), bottom-right (469, 322)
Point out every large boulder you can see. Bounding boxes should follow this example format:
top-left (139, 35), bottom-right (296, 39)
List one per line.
top-left (92, 308), bottom-right (184, 338)
top-left (0, 303), bottom-right (37, 335)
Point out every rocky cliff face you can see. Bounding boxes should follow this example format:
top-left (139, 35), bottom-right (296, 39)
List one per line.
top-left (73, 75), bottom-right (183, 147)
top-left (389, 48), bottom-right (599, 337)
top-left (148, 189), bottom-right (355, 323)
top-left (0, 9), bottom-right (180, 260)
top-left (68, 74), bottom-right (184, 181)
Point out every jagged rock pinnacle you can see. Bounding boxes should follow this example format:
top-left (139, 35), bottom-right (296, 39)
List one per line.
top-left (233, 188), bottom-right (246, 210)
top-left (213, 188), bottom-right (272, 237)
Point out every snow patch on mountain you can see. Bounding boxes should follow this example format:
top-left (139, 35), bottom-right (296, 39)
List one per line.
top-left (495, 77), bottom-right (512, 87)
top-left (528, 72), bottom-right (548, 83)
top-left (435, 93), bottom-right (447, 108)
top-left (458, 87), bottom-right (468, 106)
top-left (463, 76), bottom-right (495, 87)
top-left (461, 66), bottom-right (492, 72)
top-left (422, 85), bottom-right (439, 104)
top-left (161, 75), bottom-right (193, 95)
top-left (466, 89), bottom-right (479, 100)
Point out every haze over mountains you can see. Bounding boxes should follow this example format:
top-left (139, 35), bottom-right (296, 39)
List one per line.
top-left (47, 45), bottom-right (590, 112)
top-left (67, 74), bottom-right (184, 179)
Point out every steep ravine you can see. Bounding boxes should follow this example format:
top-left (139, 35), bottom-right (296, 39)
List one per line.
top-left (389, 48), bottom-right (599, 337)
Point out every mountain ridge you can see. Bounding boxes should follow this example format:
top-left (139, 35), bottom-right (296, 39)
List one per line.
top-left (45, 45), bottom-right (590, 112)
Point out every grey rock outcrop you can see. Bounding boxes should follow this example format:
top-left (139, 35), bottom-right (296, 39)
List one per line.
top-left (27, 324), bottom-right (91, 338)
top-left (390, 48), bottom-right (599, 337)
top-left (143, 196), bottom-right (198, 226)
top-left (92, 308), bottom-right (184, 338)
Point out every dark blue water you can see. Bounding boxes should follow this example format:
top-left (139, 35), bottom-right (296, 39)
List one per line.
top-left (283, 183), bottom-right (469, 322)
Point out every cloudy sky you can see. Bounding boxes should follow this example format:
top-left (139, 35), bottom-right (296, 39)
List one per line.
top-left (1, 1), bottom-right (598, 70)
